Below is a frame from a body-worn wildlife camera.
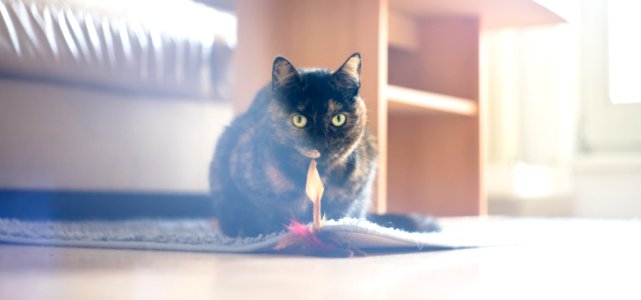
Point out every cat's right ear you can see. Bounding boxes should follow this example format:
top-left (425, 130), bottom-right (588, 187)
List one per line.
top-left (331, 53), bottom-right (361, 97)
top-left (272, 56), bottom-right (301, 91)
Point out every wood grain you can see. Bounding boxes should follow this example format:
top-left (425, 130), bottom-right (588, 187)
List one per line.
top-left (388, 114), bottom-right (481, 215)
top-left (387, 16), bottom-right (481, 216)
top-left (390, 0), bottom-right (564, 28)
top-left (387, 85), bottom-right (477, 116)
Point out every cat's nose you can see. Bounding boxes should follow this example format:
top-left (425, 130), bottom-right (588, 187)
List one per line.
top-left (300, 149), bottom-right (321, 159)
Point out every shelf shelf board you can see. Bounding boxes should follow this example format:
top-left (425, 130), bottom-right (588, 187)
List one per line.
top-left (389, 0), bottom-right (564, 28)
top-left (387, 85), bottom-right (477, 116)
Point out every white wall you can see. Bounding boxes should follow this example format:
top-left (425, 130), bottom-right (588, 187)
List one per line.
top-left (482, 24), bottom-right (578, 216)
top-left (482, 23), bottom-right (578, 168)
top-left (571, 0), bottom-right (641, 218)
top-left (580, 0), bottom-right (641, 152)
top-left (573, 154), bottom-right (641, 218)
top-left (483, 1), bottom-right (641, 219)
top-left (0, 78), bottom-right (233, 193)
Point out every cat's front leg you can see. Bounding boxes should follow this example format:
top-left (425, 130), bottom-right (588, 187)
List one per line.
top-left (216, 195), bottom-right (286, 237)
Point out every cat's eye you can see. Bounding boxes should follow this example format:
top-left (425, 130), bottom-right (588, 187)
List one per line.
top-left (331, 113), bottom-right (347, 127)
top-left (292, 114), bottom-right (308, 128)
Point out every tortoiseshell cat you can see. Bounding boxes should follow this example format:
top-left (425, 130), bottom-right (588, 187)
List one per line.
top-left (210, 53), bottom-right (439, 237)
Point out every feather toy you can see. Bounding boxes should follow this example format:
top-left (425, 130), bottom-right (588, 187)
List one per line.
top-left (273, 159), bottom-right (364, 257)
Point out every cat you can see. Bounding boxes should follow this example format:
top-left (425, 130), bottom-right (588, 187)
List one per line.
top-left (209, 53), bottom-right (439, 237)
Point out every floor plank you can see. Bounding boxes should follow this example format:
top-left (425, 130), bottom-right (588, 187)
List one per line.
top-left (1, 239), bottom-right (640, 300)
top-left (2, 218), bottom-right (641, 299)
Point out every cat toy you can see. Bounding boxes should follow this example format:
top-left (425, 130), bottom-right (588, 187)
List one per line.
top-left (274, 159), bottom-right (364, 257)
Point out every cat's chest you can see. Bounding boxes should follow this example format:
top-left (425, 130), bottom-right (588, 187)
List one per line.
top-left (262, 161), bottom-right (354, 195)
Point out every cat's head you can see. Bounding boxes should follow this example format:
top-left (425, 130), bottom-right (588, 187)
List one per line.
top-left (268, 53), bottom-right (367, 163)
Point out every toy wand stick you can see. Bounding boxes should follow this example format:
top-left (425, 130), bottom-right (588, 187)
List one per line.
top-left (306, 159), bottom-right (324, 231)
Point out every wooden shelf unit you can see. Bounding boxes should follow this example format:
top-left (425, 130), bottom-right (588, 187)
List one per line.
top-left (234, 0), bottom-right (563, 216)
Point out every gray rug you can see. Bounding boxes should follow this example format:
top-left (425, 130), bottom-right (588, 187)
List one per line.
top-left (3, 217), bottom-right (637, 254)
top-left (0, 217), bottom-right (498, 253)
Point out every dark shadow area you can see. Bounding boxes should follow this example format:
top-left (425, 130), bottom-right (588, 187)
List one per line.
top-left (0, 190), bottom-right (213, 220)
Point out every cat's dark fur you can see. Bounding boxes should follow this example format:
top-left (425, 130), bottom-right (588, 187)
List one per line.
top-left (209, 53), bottom-right (438, 237)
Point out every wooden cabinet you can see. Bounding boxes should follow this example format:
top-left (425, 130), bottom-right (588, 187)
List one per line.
top-left (234, 0), bottom-right (563, 216)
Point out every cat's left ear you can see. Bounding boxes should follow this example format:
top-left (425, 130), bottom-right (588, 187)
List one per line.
top-left (332, 53), bottom-right (361, 96)
top-left (272, 56), bottom-right (301, 91)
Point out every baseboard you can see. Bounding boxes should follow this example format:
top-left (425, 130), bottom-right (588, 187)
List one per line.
top-left (0, 189), bottom-right (213, 220)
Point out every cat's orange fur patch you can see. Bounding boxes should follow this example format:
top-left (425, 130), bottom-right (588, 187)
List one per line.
top-left (328, 99), bottom-right (342, 115)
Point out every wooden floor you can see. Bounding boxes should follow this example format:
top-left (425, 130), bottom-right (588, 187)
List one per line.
top-left (1, 239), bottom-right (639, 300)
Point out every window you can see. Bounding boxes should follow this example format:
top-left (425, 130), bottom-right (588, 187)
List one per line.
top-left (608, 1), bottom-right (641, 104)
